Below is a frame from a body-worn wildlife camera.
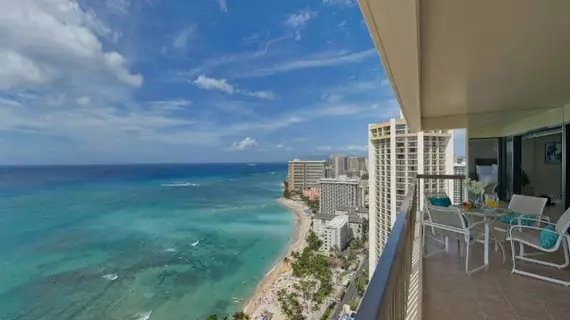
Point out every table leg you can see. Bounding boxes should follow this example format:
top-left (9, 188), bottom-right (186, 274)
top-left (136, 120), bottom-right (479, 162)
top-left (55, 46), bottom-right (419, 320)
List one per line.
top-left (468, 219), bottom-right (490, 275)
top-left (489, 218), bottom-right (506, 263)
top-left (484, 219), bottom-right (489, 266)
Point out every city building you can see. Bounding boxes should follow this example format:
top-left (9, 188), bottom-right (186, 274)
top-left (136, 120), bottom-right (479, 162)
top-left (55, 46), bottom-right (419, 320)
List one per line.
top-left (346, 157), bottom-right (368, 179)
top-left (335, 206), bottom-right (369, 221)
top-left (368, 118), bottom-right (454, 276)
top-left (359, 157), bottom-right (368, 172)
top-left (325, 166), bottom-right (334, 178)
top-left (347, 157), bottom-right (360, 171)
top-left (329, 154), bottom-right (347, 178)
top-left (453, 160), bottom-right (467, 204)
top-left (313, 213), bottom-right (364, 245)
top-left (359, 180), bottom-right (367, 208)
top-left (287, 159), bottom-right (326, 191)
top-left (318, 176), bottom-right (361, 214)
top-left (316, 214), bottom-right (351, 252)
top-left (302, 187), bottom-right (320, 201)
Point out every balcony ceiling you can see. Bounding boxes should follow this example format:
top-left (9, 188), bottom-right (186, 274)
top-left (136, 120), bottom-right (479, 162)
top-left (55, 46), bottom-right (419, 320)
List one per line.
top-left (359, 0), bottom-right (570, 135)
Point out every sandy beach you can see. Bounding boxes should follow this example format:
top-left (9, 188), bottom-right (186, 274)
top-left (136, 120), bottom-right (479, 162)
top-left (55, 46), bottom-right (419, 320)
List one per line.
top-left (244, 197), bottom-right (310, 319)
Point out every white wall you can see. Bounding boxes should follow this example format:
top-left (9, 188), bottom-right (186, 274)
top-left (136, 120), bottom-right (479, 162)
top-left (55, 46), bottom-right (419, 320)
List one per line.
top-left (522, 133), bottom-right (562, 198)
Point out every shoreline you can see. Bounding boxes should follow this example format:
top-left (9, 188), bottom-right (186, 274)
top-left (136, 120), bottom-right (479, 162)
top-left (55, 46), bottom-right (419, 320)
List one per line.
top-left (243, 197), bottom-right (310, 318)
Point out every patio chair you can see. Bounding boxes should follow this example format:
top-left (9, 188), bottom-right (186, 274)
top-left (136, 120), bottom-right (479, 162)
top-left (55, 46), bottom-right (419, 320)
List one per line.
top-left (422, 204), bottom-right (486, 274)
top-left (422, 192), bottom-right (449, 236)
top-left (506, 207), bottom-right (570, 286)
top-left (494, 194), bottom-right (548, 234)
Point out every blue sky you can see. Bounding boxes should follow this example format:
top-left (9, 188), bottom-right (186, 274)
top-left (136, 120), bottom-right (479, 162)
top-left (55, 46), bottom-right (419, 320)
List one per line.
top-left (0, 0), bottom-right (465, 164)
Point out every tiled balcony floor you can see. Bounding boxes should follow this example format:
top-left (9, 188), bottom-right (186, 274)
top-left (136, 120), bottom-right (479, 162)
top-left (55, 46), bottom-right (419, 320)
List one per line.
top-left (423, 235), bottom-right (570, 320)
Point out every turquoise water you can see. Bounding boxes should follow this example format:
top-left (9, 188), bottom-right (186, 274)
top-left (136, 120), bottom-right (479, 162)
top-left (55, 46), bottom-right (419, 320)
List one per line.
top-left (0, 164), bottom-right (293, 320)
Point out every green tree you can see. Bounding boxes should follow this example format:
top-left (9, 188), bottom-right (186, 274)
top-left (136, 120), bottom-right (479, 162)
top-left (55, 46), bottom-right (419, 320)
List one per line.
top-left (207, 315), bottom-right (218, 320)
top-left (356, 272), bottom-right (370, 295)
top-left (283, 180), bottom-right (291, 198)
top-left (293, 279), bottom-right (317, 313)
top-left (232, 311), bottom-right (250, 320)
top-left (306, 230), bottom-right (322, 251)
top-left (348, 299), bottom-right (360, 311)
top-left (277, 290), bottom-right (305, 320)
top-left (350, 238), bottom-right (363, 251)
top-left (361, 219), bottom-right (368, 239)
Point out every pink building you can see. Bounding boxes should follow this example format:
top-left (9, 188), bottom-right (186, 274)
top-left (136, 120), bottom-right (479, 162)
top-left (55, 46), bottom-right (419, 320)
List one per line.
top-left (303, 187), bottom-right (320, 201)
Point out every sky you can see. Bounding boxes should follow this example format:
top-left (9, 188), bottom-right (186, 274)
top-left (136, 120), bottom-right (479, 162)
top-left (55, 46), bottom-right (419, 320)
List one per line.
top-left (0, 0), bottom-right (465, 165)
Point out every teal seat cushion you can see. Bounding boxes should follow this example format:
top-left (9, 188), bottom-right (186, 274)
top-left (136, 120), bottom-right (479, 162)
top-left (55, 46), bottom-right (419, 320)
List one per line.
top-left (498, 213), bottom-right (535, 226)
top-left (430, 197), bottom-right (451, 207)
top-left (540, 225), bottom-right (559, 249)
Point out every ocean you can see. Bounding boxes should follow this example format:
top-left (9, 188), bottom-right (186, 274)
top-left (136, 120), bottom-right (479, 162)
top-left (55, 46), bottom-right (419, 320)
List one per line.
top-left (0, 163), bottom-right (293, 320)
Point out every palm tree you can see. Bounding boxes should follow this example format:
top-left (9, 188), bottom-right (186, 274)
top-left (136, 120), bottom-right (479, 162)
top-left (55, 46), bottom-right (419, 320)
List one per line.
top-left (232, 311), bottom-right (250, 320)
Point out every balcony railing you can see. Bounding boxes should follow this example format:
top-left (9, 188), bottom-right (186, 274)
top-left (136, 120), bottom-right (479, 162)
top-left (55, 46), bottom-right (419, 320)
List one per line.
top-left (356, 183), bottom-right (421, 320)
top-left (357, 174), bottom-right (466, 320)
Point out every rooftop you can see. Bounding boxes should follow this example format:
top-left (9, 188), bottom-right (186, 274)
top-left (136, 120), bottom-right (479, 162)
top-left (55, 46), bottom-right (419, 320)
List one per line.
top-left (289, 159), bottom-right (326, 163)
top-left (314, 213), bottom-right (363, 224)
top-left (319, 176), bottom-right (361, 184)
top-left (326, 214), bottom-right (348, 229)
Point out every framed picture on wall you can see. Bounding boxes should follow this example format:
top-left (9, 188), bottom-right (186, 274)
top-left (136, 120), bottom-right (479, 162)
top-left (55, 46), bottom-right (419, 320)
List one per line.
top-left (545, 142), bottom-right (562, 164)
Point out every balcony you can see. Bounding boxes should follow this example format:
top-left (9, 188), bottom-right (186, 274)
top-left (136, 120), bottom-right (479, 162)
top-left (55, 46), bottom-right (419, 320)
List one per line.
top-left (357, 175), bottom-right (570, 320)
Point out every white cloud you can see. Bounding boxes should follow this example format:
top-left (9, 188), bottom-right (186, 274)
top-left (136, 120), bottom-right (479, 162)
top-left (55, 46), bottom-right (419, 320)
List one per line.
top-left (193, 75), bottom-right (276, 100)
top-left (321, 93), bottom-right (343, 103)
top-left (243, 90), bottom-right (276, 100)
top-left (107, 0), bottom-right (130, 14)
top-left (0, 51), bottom-right (50, 89)
top-left (284, 10), bottom-right (318, 41)
top-left (284, 10), bottom-right (317, 28)
top-left (338, 20), bottom-right (347, 28)
top-left (147, 99), bottom-right (192, 113)
top-left (344, 145), bottom-right (367, 152)
top-left (0, 0), bottom-right (142, 88)
top-left (380, 78), bottom-right (391, 87)
top-left (76, 96), bottom-right (91, 105)
top-left (317, 145), bottom-right (366, 153)
top-left (172, 26), bottom-right (195, 50)
top-left (193, 74), bottom-right (235, 94)
top-left (238, 49), bottom-right (377, 78)
top-left (230, 137), bottom-right (258, 150)
top-left (322, 0), bottom-right (357, 6)
top-left (276, 143), bottom-right (285, 148)
top-left (217, 0), bottom-right (227, 12)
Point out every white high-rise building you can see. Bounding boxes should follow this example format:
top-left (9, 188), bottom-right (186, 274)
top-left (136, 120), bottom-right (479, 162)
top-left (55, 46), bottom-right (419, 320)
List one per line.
top-left (453, 161), bottom-right (467, 204)
top-left (318, 176), bottom-right (361, 214)
top-left (368, 118), bottom-right (454, 276)
top-left (330, 154), bottom-right (347, 178)
top-left (321, 215), bottom-right (350, 252)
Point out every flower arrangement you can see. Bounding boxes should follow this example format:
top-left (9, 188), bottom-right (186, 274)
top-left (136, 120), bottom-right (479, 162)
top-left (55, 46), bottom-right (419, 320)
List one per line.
top-left (463, 178), bottom-right (487, 195)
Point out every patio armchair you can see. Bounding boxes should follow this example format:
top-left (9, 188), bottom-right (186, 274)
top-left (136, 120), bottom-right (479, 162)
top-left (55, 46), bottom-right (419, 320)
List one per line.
top-left (423, 204), bottom-right (486, 274)
top-left (506, 207), bottom-right (570, 286)
top-left (494, 194), bottom-right (548, 234)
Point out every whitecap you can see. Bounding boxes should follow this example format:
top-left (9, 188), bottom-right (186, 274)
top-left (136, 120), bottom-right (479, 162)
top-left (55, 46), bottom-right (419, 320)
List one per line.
top-left (160, 182), bottom-right (200, 187)
top-left (191, 240), bottom-right (199, 247)
top-left (132, 311), bottom-right (152, 320)
top-left (102, 273), bottom-right (118, 281)
top-left (164, 247), bottom-right (176, 253)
